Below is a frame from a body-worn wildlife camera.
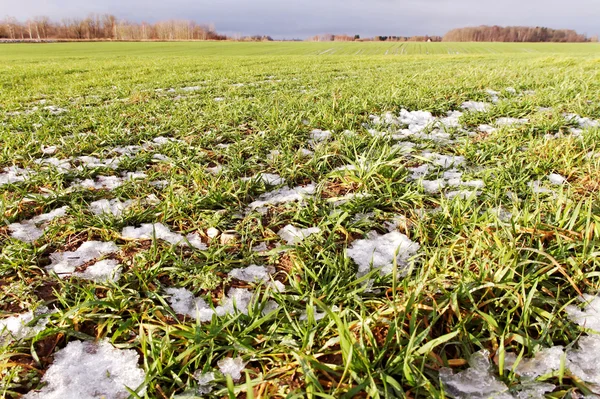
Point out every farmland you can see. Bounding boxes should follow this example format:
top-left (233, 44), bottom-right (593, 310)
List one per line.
top-left (1, 42), bottom-right (600, 398)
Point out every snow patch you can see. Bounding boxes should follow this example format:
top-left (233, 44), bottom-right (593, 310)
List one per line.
top-left (89, 199), bottom-right (134, 217)
top-left (23, 340), bottom-right (146, 399)
top-left (217, 357), bottom-right (246, 381)
top-left (8, 206), bottom-right (69, 242)
top-left (346, 231), bottom-right (420, 277)
top-left (46, 241), bottom-right (119, 278)
top-left (277, 224), bottom-right (321, 244)
top-left (121, 223), bottom-right (206, 250)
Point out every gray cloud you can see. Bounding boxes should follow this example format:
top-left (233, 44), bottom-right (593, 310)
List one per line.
top-left (4, 0), bottom-right (599, 39)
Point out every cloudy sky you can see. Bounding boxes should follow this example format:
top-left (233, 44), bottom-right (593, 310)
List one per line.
top-left (4, 0), bottom-right (599, 39)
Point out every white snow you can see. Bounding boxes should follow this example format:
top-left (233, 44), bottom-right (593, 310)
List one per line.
top-left (242, 173), bottom-right (285, 185)
top-left (0, 166), bottom-right (31, 186)
top-left (121, 223), bottom-right (206, 250)
top-left (72, 259), bottom-right (122, 283)
top-left (566, 294), bottom-right (600, 332)
top-left (89, 199), bottom-right (134, 217)
top-left (565, 113), bottom-right (600, 129)
top-left (9, 206), bottom-right (69, 242)
top-left (440, 351), bottom-right (512, 399)
top-left (192, 371), bottom-right (216, 395)
top-left (308, 129), bottom-right (332, 145)
top-left (166, 287), bottom-right (254, 322)
top-left (496, 117), bottom-right (528, 127)
top-left (478, 124), bottom-right (497, 134)
top-left (46, 241), bottom-right (119, 278)
top-left (421, 179), bottom-right (446, 193)
top-left (252, 242), bottom-right (269, 252)
top-left (228, 265), bottom-right (275, 283)
top-left (421, 152), bottom-right (465, 169)
top-left (346, 231), bottom-right (420, 277)
top-left (504, 346), bottom-right (564, 378)
top-left (42, 145), bottom-right (58, 155)
top-left (0, 306), bottom-right (51, 342)
top-left (461, 101), bottom-right (490, 112)
top-left (217, 357), bottom-right (246, 381)
top-left (74, 172), bottom-right (146, 190)
top-left (548, 173), bottom-right (566, 185)
top-left (277, 224), bottom-right (321, 244)
top-left (247, 184), bottom-right (316, 211)
top-left (445, 190), bottom-right (481, 200)
top-left (528, 181), bottom-right (555, 195)
top-left (408, 164), bottom-right (430, 180)
top-left (23, 340), bottom-right (146, 399)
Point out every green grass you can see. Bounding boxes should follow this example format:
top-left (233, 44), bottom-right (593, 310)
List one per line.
top-left (0, 42), bottom-right (599, 398)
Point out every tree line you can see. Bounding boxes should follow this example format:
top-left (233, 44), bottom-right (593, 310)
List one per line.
top-left (0, 14), bottom-right (273, 41)
top-left (443, 26), bottom-right (596, 42)
top-left (306, 34), bottom-right (442, 42)
top-left (0, 15), bottom-right (596, 43)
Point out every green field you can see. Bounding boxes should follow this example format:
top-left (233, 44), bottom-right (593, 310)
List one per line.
top-left (1, 42), bottom-right (600, 398)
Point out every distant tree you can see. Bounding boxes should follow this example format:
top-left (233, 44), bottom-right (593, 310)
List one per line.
top-left (443, 25), bottom-right (589, 42)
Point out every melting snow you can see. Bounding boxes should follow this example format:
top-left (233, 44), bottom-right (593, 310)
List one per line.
top-left (242, 173), bottom-right (285, 185)
top-left (228, 265), bottom-right (275, 283)
top-left (23, 340), bottom-right (146, 399)
top-left (192, 371), bottom-right (216, 395)
top-left (217, 357), bottom-right (246, 381)
top-left (247, 184), bottom-right (316, 211)
top-left (46, 241), bottom-right (119, 278)
top-left (528, 181), bottom-right (555, 195)
top-left (0, 166), bottom-right (31, 186)
top-left (462, 101), bottom-right (490, 112)
top-left (548, 173), bottom-right (566, 185)
top-left (478, 124), bottom-right (497, 134)
top-left (496, 118), bottom-right (528, 127)
top-left (440, 351), bottom-right (512, 399)
top-left (566, 294), bottom-right (600, 332)
top-left (308, 129), bottom-right (332, 145)
top-left (277, 224), bottom-right (321, 244)
top-left (121, 223), bottom-right (206, 250)
top-left (89, 199), bottom-right (134, 217)
top-left (166, 287), bottom-right (254, 322)
top-left (346, 231), bottom-right (420, 277)
top-left (0, 306), bottom-right (51, 343)
top-left (72, 259), bottom-right (122, 283)
top-left (8, 206), bottom-right (69, 242)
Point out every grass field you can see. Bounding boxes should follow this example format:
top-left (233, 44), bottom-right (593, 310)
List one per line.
top-left (1, 42), bottom-right (600, 398)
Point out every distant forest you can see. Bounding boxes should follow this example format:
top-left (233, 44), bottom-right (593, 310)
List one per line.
top-left (0, 15), bottom-right (597, 43)
top-left (443, 26), bottom-right (596, 42)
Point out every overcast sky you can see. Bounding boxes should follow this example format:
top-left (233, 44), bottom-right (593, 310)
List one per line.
top-left (3, 0), bottom-right (599, 39)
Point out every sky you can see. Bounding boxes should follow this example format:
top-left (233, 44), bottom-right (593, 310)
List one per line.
top-left (3, 0), bottom-right (599, 39)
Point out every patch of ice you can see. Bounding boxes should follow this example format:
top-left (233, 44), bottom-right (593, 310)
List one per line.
top-left (89, 199), bottom-right (134, 217)
top-left (72, 259), bottom-right (122, 282)
top-left (505, 87), bottom-right (517, 94)
top-left (0, 306), bottom-right (51, 342)
top-left (166, 288), bottom-right (213, 322)
top-left (23, 340), bottom-right (146, 399)
top-left (8, 206), bottom-right (69, 242)
top-left (422, 152), bottom-right (465, 169)
top-left (489, 207), bottom-right (513, 222)
top-left (75, 172), bottom-right (146, 190)
top-left (214, 288), bottom-right (254, 317)
top-left (278, 224), bottom-right (321, 244)
top-left (47, 241), bottom-right (119, 278)
top-left (439, 350), bottom-right (512, 399)
top-left (35, 157), bottom-right (71, 172)
top-left (181, 86), bottom-right (201, 92)
top-left (566, 334), bottom-right (600, 386)
top-left (192, 371), bottom-right (216, 395)
top-left (504, 346), bottom-right (564, 378)
top-left (206, 165), bottom-right (223, 175)
top-left (408, 164), bottom-right (430, 180)
top-left (298, 148), bottom-right (314, 157)
top-left (565, 113), bottom-right (600, 129)
top-left (228, 265), bottom-right (275, 283)
top-left (462, 101), bottom-right (490, 112)
top-left (252, 242), bottom-right (269, 252)
top-left (566, 294), bottom-right (600, 332)
top-left (421, 179), bottom-right (446, 193)
top-left (308, 129), bottom-right (332, 145)
top-left (486, 89), bottom-right (500, 103)
top-left (439, 110), bottom-right (463, 128)
top-left (42, 145), bottom-right (58, 155)
top-left (76, 155), bottom-right (121, 170)
top-left (496, 117), bottom-right (528, 127)
top-left (0, 166), bottom-right (31, 186)
top-left (243, 173), bottom-right (285, 185)
top-left (528, 181), bottom-right (555, 195)
top-left (248, 184), bottom-right (316, 210)
top-left (121, 223), bottom-right (205, 250)
top-left (346, 231), bottom-right (420, 277)
top-left (217, 357), bottom-right (246, 381)
top-left (478, 124), bottom-right (497, 134)
top-left (548, 173), bottom-right (566, 185)
top-left (445, 190), bottom-right (481, 200)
